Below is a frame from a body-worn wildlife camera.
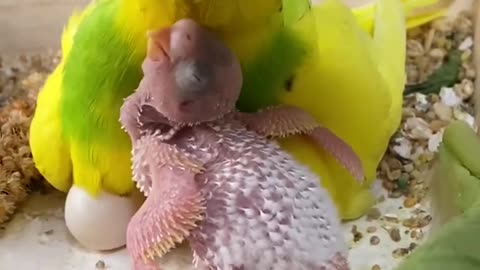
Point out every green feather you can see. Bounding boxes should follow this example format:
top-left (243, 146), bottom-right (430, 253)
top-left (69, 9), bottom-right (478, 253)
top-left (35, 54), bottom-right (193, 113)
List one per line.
top-left (60, 0), bottom-right (142, 152)
top-left (282, 0), bottom-right (311, 26)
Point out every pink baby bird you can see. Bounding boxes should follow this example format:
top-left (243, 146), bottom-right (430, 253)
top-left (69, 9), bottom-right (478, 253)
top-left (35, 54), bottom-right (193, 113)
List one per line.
top-left (119, 18), bottom-right (360, 270)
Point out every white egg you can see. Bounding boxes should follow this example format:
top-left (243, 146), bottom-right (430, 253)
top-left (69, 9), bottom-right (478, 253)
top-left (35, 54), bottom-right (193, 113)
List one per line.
top-left (64, 185), bottom-right (143, 251)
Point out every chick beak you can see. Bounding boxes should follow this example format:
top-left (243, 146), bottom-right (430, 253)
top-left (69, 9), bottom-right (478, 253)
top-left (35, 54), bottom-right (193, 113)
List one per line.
top-left (147, 28), bottom-right (172, 62)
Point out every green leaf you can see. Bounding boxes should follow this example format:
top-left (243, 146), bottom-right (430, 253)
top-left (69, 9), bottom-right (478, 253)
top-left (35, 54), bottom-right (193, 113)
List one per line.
top-left (403, 49), bottom-right (462, 96)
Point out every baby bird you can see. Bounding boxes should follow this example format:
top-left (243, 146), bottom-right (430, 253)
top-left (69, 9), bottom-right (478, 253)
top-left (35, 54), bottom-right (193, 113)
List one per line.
top-left (120, 18), bottom-right (352, 270)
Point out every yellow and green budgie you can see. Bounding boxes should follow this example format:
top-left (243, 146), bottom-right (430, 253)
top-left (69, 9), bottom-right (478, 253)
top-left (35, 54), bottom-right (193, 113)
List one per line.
top-left (29, 0), bottom-right (450, 251)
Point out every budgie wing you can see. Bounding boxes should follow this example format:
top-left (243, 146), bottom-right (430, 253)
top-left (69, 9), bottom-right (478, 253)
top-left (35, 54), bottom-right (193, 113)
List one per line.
top-left (353, 0), bottom-right (452, 34)
top-left (61, 2), bottom-right (97, 58)
top-left (280, 0), bottom-right (392, 173)
top-left (274, 0), bottom-right (411, 220)
top-left (29, 2), bottom-right (96, 192)
top-left (30, 66), bottom-right (72, 192)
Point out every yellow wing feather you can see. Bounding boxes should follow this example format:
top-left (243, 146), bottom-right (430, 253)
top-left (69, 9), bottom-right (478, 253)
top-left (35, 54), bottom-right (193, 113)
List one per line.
top-left (62, 1), bottom-right (98, 58)
top-left (29, 2), bottom-right (97, 192)
top-left (277, 0), bottom-right (448, 220)
top-left (29, 63), bottom-right (73, 192)
top-left (353, 0), bottom-right (453, 34)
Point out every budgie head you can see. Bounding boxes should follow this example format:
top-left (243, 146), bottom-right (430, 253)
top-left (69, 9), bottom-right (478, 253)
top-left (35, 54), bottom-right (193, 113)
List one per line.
top-left (139, 18), bottom-right (242, 126)
top-left (186, 0), bottom-right (283, 30)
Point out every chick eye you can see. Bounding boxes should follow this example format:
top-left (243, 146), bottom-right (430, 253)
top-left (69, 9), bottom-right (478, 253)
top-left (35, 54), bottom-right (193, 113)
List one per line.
top-left (175, 60), bottom-right (213, 94)
top-left (192, 73), bottom-right (202, 83)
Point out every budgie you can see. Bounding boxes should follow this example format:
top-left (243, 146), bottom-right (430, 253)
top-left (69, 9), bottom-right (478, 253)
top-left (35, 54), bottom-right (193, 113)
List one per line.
top-left (273, 0), bottom-right (452, 220)
top-left (394, 120), bottom-right (480, 270)
top-left (28, 0), bottom-right (450, 250)
top-left (121, 19), bottom-right (349, 270)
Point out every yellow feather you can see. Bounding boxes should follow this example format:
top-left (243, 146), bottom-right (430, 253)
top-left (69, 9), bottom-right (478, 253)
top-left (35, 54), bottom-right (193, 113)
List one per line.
top-left (280, 0), bottom-right (391, 219)
top-left (353, 0), bottom-right (453, 34)
top-left (69, 140), bottom-right (134, 195)
top-left (61, 1), bottom-right (98, 58)
top-left (406, 9), bottom-right (448, 28)
top-left (29, 63), bottom-right (73, 192)
top-left (114, 0), bottom-right (283, 63)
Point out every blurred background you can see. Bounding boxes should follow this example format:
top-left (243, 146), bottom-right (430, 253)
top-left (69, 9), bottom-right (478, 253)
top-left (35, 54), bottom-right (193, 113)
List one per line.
top-left (0, 0), bottom-right (90, 54)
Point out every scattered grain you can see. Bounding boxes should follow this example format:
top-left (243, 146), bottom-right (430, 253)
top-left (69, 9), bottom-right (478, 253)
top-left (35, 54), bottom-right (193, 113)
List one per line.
top-left (95, 260), bottom-right (106, 269)
top-left (366, 226), bottom-right (378, 234)
top-left (351, 225), bottom-right (363, 242)
top-left (370, 236), bottom-right (381, 246)
top-left (403, 196), bottom-right (418, 208)
top-left (392, 248), bottom-right (410, 259)
top-left (389, 227), bottom-right (402, 242)
top-left (366, 208), bottom-right (382, 221)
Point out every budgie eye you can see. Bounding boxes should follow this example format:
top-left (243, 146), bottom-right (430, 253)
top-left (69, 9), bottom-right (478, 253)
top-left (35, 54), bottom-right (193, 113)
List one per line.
top-left (284, 74), bottom-right (295, 92)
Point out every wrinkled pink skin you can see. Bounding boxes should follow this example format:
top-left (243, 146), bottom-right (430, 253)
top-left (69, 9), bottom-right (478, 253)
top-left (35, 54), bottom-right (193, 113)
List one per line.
top-left (129, 115), bottom-right (350, 270)
top-left (119, 18), bottom-right (351, 270)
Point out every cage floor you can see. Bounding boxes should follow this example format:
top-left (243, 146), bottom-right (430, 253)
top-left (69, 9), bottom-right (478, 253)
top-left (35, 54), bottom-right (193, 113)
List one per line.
top-left (0, 184), bottom-right (431, 270)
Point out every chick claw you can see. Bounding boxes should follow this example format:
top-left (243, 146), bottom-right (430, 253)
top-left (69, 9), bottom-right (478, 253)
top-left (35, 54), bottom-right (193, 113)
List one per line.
top-left (239, 105), bottom-right (318, 138)
top-left (309, 127), bottom-right (365, 183)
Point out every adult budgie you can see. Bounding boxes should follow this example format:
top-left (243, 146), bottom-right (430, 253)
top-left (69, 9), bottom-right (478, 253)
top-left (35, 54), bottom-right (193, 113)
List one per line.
top-left (29, 0), bottom-right (449, 251)
top-left (394, 120), bottom-right (480, 270)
